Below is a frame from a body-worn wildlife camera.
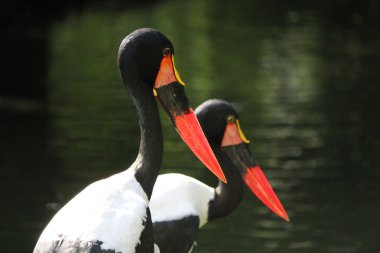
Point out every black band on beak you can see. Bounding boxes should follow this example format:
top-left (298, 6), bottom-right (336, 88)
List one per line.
top-left (155, 82), bottom-right (190, 121)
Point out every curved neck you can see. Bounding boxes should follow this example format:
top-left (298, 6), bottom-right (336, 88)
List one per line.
top-left (124, 70), bottom-right (163, 199)
top-left (208, 146), bottom-right (244, 221)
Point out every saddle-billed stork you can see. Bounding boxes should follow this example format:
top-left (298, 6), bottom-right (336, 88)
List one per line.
top-left (33, 28), bottom-right (226, 253)
top-left (150, 99), bottom-right (289, 253)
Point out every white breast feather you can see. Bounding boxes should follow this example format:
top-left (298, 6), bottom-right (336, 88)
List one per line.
top-left (35, 169), bottom-right (148, 253)
top-left (150, 173), bottom-right (214, 227)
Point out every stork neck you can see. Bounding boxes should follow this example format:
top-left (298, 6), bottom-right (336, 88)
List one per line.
top-left (208, 146), bottom-right (244, 221)
top-left (128, 78), bottom-right (163, 200)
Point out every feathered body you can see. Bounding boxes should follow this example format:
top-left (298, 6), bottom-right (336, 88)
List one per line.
top-left (33, 29), bottom-right (225, 253)
top-left (34, 169), bottom-right (149, 253)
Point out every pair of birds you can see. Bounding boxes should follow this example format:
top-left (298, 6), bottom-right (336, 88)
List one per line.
top-left (33, 28), bottom-right (289, 253)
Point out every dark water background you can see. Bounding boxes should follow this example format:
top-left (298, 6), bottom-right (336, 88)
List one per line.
top-left (1, 0), bottom-right (380, 252)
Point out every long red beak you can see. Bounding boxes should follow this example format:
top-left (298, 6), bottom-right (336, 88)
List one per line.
top-left (244, 165), bottom-right (289, 221)
top-left (174, 109), bottom-right (227, 183)
top-left (221, 120), bottom-right (289, 221)
top-left (153, 51), bottom-right (226, 183)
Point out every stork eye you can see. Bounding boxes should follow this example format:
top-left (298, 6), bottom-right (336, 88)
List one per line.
top-left (162, 48), bottom-right (171, 57)
top-left (227, 115), bottom-right (236, 123)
